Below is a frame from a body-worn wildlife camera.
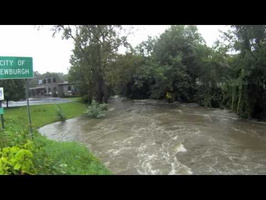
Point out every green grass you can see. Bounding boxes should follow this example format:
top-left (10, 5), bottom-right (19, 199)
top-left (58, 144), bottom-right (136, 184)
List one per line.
top-left (34, 136), bottom-right (111, 175)
top-left (62, 97), bottom-right (81, 102)
top-left (1, 100), bottom-right (112, 175)
top-left (4, 101), bottom-right (86, 129)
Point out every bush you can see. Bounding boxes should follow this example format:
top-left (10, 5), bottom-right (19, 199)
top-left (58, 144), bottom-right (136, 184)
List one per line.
top-left (55, 104), bottom-right (66, 122)
top-left (86, 100), bottom-right (107, 119)
top-left (0, 140), bottom-right (37, 175)
top-left (0, 128), bottom-right (32, 149)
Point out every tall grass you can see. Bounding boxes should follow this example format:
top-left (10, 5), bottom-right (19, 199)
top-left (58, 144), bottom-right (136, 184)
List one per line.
top-left (33, 135), bottom-right (112, 175)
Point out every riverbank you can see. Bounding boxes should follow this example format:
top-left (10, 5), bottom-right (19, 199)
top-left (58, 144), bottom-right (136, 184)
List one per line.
top-left (1, 100), bottom-right (111, 175)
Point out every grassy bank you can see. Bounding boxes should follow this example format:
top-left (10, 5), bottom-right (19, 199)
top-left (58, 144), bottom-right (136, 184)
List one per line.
top-left (4, 101), bottom-right (86, 129)
top-left (0, 100), bottom-right (112, 175)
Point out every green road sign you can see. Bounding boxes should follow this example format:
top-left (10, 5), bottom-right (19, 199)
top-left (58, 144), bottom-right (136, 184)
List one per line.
top-left (0, 108), bottom-right (4, 115)
top-left (0, 56), bottom-right (33, 79)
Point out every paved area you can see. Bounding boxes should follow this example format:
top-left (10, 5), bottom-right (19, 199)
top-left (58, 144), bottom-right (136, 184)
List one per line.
top-left (2, 97), bottom-right (73, 107)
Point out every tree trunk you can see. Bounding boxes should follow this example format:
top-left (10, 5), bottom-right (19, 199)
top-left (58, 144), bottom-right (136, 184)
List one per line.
top-left (102, 81), bottom-right (108, 104)
top-left (87, 91), bottom-right (92, 104)
top-left (96, 91), bottom-right (103, 104)
top-left (231, 85), bottom-right (236, 111)
top-left (95, 72), bottom-right (109, 104)
top-left (237, 86), bottom-right (242, 113)
top-left (96, 78), bottom-right (103, 104)
top-left (6, 99), bottom-right (9, 108)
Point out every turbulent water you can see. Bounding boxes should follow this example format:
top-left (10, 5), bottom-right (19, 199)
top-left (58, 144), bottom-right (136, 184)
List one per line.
top-left (38, 97), bottom-right (266, 175)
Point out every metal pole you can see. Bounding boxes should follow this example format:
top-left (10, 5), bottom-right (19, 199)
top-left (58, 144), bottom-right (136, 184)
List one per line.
top-left (0, 101), bottom-right (4, 130)
top-left (25, 79), bottom-right (33, 136)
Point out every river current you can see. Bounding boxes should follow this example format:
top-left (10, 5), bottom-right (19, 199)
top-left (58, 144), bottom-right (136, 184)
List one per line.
top-left (39, 97), bottom-right (266, 175)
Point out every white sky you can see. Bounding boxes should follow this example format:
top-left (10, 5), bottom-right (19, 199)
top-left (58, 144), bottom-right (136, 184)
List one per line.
top-left (0, 25), bottom-right (230, 75)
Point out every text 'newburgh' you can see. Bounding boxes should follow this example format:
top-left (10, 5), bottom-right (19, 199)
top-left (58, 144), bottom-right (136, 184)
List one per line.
top-left (0, 69), bottom-right (30, 75)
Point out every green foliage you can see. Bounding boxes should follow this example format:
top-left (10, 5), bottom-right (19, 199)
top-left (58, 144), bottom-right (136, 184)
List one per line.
top-left (0, 140), bottom-right (36, 175)
top-left (2, 101), bottom-right (111, 175)
top-left (222, 25), bottom-right (266, 119)
top-left (54, 24), bottom-right (266, 122)
top-left (54, 25), bottom-right (131, 104)
top-left (4, 102), bottom-right (86, 129)
top-left (120, 25), bottom-right (205, 102)
top-left (196, 86), bottom-right (223, 108)
top-left (36, 137), bottom-right (111, 175)
top-left (194, 42), bottom-right (230, 108)
top-left (33, 108), bottom-right (47, 112)
top-left (86, 100), bottom-right (107, 118)
top-left (31, 135), bottom-right (71, 175)
top-left (55, 104), bottom-right (66, 122)
top-left (0, 128), bottom-right (32, 149)
top-left (0, 79), bottom-right (26, 107)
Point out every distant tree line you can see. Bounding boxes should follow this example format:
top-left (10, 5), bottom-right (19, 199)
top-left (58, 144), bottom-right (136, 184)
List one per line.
top-left (52, 25), bottom-right (266, 121)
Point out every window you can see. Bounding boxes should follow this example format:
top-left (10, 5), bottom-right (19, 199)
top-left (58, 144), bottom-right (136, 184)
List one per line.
top-left (43, 79), bottom-right (46, 84)
top-left (48, 78), bottom-right (51, 83)
top-left (53, 78), bottom-right (56, 82)
top-left (68, 86), bottom-right (71, 91)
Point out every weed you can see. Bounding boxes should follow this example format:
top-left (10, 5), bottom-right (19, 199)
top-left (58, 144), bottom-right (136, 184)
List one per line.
top-left (55, 104), bottom-right (66, 122)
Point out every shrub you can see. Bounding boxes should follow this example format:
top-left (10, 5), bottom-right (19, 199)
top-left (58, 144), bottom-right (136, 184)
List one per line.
top-left (0, 128), bottom-right (32, 149)
top-left (86, 100), bottom-right (107, 119)
top-left (55, 104), bottom-right (66, 122)
top-left (0, 140), bottom-right (37, 175)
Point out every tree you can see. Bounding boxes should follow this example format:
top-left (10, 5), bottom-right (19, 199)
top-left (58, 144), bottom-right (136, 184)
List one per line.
top-left (195, 41), bottom-right (230, 107)
top-left (52, 25), bottom-right (130, 104)
top-left (104, 53), bottom-right (145, 97)
top-left (29, 71), bottom-right (41, 88)
top-left (223, 25), bottom-right (266, 119)
top-left (149, 25), bottom-right (205, 102)
top-left (116, 25), bottom-right (209, 102)
top-left (0, 79), bottom-right (25, 108)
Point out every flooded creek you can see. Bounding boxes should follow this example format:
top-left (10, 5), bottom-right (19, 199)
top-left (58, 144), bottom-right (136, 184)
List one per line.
top-left (38, 97), bottom-right (266, 175)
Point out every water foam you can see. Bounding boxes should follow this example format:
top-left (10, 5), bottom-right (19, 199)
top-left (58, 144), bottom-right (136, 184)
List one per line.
top-left (168, 157), bottom-right (193, 175)
top-left (175, 143), bottom-right (187, 153)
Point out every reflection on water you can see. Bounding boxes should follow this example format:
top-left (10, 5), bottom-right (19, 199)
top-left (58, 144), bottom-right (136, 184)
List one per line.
top-left (39, 97), bottom-right (266, 175)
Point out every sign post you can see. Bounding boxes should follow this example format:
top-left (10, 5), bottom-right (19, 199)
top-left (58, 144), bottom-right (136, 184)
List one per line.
top-left (25, 79), bottom-right (33, 135)
top-left (0, 56), bottom-right (33, 135)
top-left (0, 87), bottom-right (4, 130)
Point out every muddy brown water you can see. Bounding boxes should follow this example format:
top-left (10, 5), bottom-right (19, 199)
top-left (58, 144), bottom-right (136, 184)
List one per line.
top-left (38, 97), bottom-right (266, 175)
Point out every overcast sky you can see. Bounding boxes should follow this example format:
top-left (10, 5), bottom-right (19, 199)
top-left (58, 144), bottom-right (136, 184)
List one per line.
top-left (0, 25), bottom-right (230, 75)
